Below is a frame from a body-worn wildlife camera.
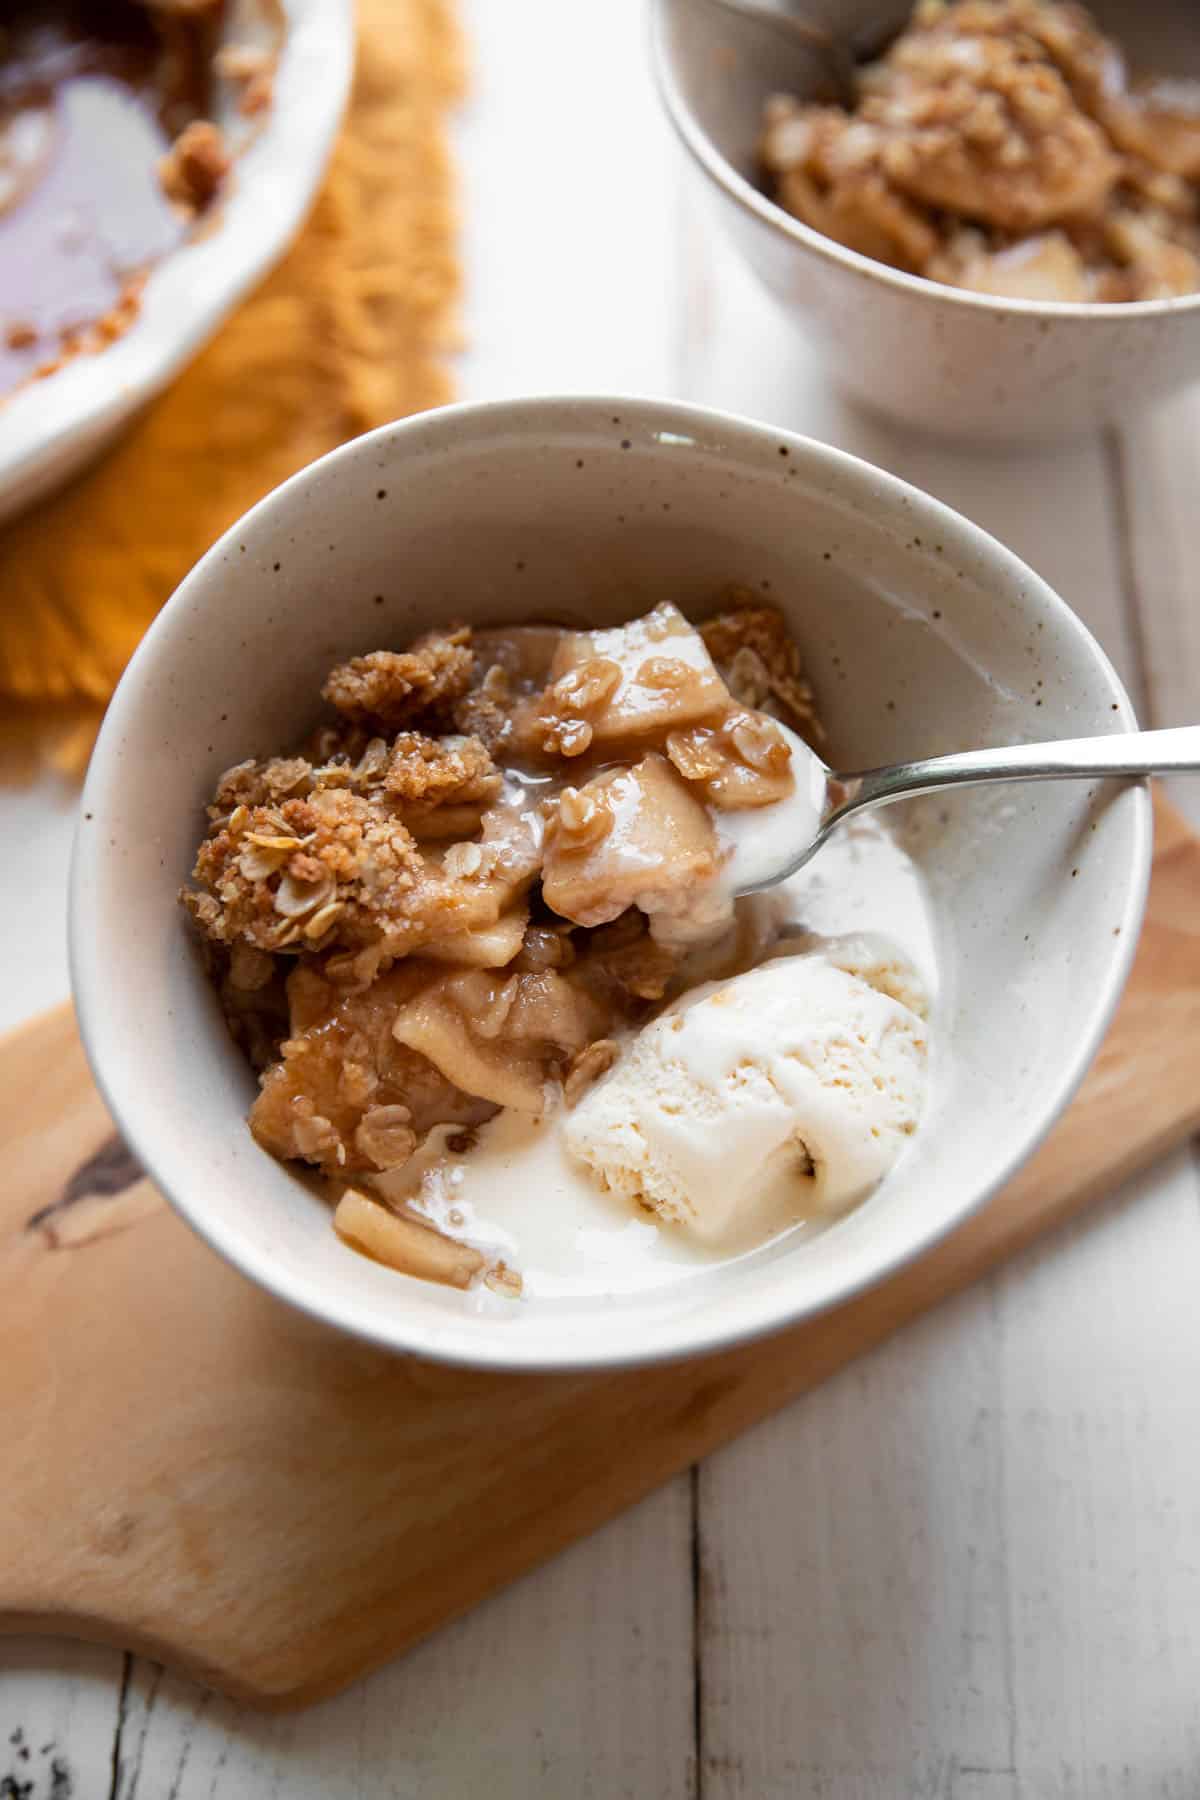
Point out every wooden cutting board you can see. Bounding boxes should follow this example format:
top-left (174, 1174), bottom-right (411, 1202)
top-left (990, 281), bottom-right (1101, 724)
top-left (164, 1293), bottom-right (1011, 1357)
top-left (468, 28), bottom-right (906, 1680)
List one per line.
top-left (4, 793), bottom-right (1200, 1712)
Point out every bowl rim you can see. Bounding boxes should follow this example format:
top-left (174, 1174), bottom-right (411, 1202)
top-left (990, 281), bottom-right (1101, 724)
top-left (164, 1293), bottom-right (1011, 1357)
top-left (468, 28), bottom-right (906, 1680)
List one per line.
top-left (648, 0), bottom-right (1200, 325)
top-left (69, 393), bottom-right (1154, 1373)
top-left (0, 0), bottom-right (355, 518)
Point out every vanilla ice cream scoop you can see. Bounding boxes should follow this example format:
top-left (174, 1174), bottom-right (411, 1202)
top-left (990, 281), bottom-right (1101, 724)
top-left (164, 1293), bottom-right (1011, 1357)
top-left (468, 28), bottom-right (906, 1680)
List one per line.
top-left (565, 951), bottom-right (929, 1249)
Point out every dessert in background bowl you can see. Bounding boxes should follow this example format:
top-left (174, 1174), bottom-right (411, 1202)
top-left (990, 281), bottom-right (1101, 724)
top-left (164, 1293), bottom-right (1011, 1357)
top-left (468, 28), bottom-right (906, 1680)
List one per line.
top-left (0, 0), bottom-right (352, 524)
top-left (760, 0), bottom-right (1200, 306)
top-left (70, 396), bottom-right (1149, 1371)
top-left (652, 0), bottom-right (1200, 442)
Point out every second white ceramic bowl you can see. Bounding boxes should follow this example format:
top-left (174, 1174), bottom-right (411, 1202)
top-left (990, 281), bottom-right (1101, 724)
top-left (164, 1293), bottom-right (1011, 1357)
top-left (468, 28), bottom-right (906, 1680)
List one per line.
top-left (70, 397), bottom-right (1150, 1370)
top-left (0, 0), bottom-right (353, 525)
top-left (652, 0), bottom-right (1200, 444)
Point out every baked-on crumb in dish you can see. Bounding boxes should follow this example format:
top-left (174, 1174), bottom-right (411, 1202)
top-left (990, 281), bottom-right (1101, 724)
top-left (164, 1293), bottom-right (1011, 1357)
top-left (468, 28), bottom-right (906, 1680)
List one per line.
top-left (0, 0), bottom-right (280, 396)
top-left (182, 600), bottom-right (935, 1298)
top-left (760, 0), bottom-right (1200, 303)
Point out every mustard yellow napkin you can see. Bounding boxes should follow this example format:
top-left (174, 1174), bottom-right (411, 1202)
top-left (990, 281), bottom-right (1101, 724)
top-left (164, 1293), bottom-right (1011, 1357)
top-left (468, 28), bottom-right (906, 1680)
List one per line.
top-left (0, 0), bottom-right (463, 772)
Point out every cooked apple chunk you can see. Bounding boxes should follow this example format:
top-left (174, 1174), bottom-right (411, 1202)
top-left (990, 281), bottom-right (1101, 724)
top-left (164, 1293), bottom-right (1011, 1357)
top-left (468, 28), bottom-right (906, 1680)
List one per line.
top-left (541, 753), bottom-right (720, 930)
top-left (390, 968), bottom-right (608, 1113)
top-left (514, 602), bottom-right (732, 760)
top-left (249, 963), bottom-right (495, 1178)
top-left (334, 1188), bottom-right (485, 1287)
top-left (665, 710), bottom-right (795, 810)
top-left (417, 904), bottom-right (529, 969)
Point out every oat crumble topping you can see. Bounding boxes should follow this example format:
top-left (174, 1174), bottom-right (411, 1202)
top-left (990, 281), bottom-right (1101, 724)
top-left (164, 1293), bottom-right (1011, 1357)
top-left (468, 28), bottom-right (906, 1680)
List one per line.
top-left (321, 629), bottom-right (476, 729)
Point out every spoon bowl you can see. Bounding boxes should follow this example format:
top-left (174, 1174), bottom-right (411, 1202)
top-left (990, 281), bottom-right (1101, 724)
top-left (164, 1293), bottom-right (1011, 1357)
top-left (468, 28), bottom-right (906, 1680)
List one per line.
top-left (731, 724), bottom-right (1200, 895)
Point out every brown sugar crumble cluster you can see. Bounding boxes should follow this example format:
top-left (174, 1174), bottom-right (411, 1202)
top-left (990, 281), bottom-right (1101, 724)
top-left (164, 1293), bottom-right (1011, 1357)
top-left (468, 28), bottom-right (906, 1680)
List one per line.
top-left (182, 599), bottom-right (822, 1290)
top-left (158, 118), bottom-right (232, 214)
top-left (760, 0), bottom-right (1200, 303)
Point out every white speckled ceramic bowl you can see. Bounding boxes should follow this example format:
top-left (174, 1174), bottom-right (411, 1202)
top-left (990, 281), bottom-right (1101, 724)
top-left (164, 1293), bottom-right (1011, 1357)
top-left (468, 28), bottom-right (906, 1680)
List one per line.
top-left (0, 0), bottom-right (353, 525)
top-left (652, 0), bottom-right (1200, 444)
top-left (70, 397), bottom-right (1150, 1370)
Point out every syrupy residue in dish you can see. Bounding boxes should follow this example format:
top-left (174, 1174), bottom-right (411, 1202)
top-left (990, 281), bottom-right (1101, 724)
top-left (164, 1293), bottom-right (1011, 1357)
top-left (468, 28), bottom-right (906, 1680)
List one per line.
top-left (0, 0), bottom-right (225, 394)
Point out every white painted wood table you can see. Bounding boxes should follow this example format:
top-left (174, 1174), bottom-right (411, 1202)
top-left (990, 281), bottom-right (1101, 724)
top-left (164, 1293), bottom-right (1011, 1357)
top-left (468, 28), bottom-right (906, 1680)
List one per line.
top-left (4, 4), bottom-right (1200, 1795)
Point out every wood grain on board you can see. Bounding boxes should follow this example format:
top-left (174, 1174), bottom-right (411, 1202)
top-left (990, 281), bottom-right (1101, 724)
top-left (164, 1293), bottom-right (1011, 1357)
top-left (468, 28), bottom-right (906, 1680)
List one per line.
top-left (2, 793), bottom-right (1198, 1712)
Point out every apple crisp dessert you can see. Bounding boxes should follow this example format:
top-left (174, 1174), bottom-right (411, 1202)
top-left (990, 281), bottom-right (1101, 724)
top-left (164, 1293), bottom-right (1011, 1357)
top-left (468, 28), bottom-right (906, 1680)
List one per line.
top-left (760, 0), bottom-right (1200, 303)
top-left (182, 599), bottom-right (823, 1292)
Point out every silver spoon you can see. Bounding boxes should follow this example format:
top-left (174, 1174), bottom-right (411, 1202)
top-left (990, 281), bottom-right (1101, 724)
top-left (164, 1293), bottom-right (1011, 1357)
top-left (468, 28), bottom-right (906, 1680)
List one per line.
top-left (729, 724), bottom-right (1200, 894)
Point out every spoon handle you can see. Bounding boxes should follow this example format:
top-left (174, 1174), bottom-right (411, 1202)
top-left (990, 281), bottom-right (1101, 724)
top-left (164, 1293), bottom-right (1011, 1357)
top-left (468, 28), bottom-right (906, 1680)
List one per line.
top-left (839, 725), bottom-right (1200, 818)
